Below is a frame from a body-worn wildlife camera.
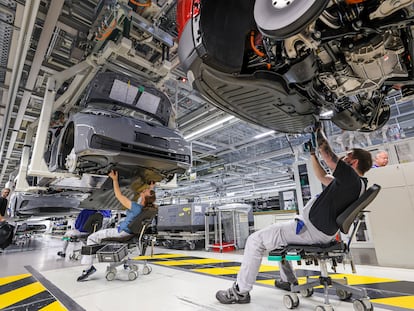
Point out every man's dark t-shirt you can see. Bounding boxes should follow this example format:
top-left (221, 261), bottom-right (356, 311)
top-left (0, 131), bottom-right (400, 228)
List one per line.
top-left (0, 197), bottom-right (8, 217)
top-left (309, 160), bottom-right (365, 236)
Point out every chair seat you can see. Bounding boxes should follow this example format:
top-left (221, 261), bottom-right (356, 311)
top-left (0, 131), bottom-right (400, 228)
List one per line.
top-left (269, 241), bottom-right (345, 257)
top-left (101, 234), bottom-right (135, 243)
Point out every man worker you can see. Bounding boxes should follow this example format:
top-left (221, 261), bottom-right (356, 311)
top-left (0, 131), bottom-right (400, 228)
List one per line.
top-left (0, 188), bottom-right (11, 222)
top-left (372, 150), bottom-right (389, 168)
top-left (215, 125), bottom-right (373, 304)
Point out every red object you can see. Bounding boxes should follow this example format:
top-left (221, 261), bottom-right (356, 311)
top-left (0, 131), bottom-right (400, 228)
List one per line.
top-left (211, 242), bottom-right (235, 252)
top-left (176, 0), bottom-right (200, 39)
top-left (345, 0), bottom-right (366, 4)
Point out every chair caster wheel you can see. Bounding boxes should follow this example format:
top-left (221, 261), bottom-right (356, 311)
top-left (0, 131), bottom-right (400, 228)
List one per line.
top-left (142, 265), bottom-right (152, 275)
top-left (283, 293), bottom-right (299, 309)
top-left (336, 288), bottom-right (352, 300)
top-left (106, 271), bottom-right (116, 281)
top-left (300, 287), bottom-right (314, 297)
top-left (353, 299), bottom-right (373, 311)
top-left (128, 271), bottom-right (138, 281)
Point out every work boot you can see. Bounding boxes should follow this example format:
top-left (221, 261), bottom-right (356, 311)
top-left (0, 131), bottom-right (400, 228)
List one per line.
top-left (77, 265), bottom-right (97, 282)
top-left (216, 282), bottom-right (251, 304)
top-left (274, 278), bottom-right (298, 292)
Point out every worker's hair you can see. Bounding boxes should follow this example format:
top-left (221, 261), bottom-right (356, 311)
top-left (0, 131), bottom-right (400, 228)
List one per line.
top-left (143, 190), bottom-right (157, 209)
top-left (351, 148), bottom-right (372, 174)
top-left (375, 150), bottom-right (388, 159)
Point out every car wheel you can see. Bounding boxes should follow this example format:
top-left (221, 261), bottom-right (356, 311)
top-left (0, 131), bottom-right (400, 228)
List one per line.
top-left (58, 122), bottom-right (75, 170)
top-left (254, 0), bottom-right (329, 38)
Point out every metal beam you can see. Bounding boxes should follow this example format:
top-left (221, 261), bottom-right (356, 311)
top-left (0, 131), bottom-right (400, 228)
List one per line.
top-left (1, 0), bottom-right (64, 181)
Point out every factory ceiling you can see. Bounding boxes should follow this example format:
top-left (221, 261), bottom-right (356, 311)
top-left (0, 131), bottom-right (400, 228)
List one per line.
top-left (0, 0), bottom-right (413, 206)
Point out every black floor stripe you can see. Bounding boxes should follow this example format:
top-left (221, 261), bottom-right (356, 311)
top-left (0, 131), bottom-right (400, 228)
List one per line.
top-left (148, 253), bottom-right (414, 306)
top-left (169, 261), bottom-right (242, 270)
top-left (25, 265), bottom-right (85, 311)
top-left (2, 290), bottom-right (55, 311)
top-left (359, 281), bottom-right (414, 295)
top-left (0, 275), bottom-right (36, 295)
top-left (296, 269), bottom-right (325, 278)
top-left (146, 256), bottom-right (205, 262)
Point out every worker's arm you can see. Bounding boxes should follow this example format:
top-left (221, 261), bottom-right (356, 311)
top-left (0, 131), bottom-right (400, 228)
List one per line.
top-left (316, 127), bottom-right (339, 172)
top-left (109, 170), bottom-right (132, 209)
top-left (310, 153), bottom-right (334, 186)
top-left (306, 126), bottom-right (337, 187)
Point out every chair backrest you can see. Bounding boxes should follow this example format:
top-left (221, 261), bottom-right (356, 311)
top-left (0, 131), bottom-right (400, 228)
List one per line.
top-left (127, 208), bottom-right (157, 235)
top-left (336, 184), bottom-right (381, 234)
top-left (82, 213), bottom-right (103, 233)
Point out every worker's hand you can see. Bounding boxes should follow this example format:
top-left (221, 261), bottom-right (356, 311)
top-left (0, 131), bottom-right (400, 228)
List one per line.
top-left (148, 180), bottom-right (156, 190)
top-left (303, 139), bottom-right (315, 155)
top-left (108, 170), bottom-right (118, 181)
top-left (313, 121), bottom-right (322, 133)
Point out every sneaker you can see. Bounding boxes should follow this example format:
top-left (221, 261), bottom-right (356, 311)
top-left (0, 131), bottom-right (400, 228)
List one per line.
top-left (274, 278), bottom-right (298, 292)
top-left (57, 251), bottom-right (66, 258)
top-left (77, 265), bottom-right (97, 282)
top-left (216, 283), bottom-right (251, 304)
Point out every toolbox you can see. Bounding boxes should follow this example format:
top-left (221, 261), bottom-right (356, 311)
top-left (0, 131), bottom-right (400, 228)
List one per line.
top-left (97, 243), bottom-right (128, 262)
top-left (81, 244), bottom-right (104, 255)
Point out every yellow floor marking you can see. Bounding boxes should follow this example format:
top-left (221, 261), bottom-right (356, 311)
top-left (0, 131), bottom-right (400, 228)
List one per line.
top-left (256, 277), bottom-right (312, 286)
top-left (0, 273), bottom-right (32, 286)
top-left (193, 264), bottom-right (279, 275)
top-left (193, 266), bottom-right (242, 275)
top-left (133, 253), bottom-right (188, 260)
top-left (329, 273), bottom-right (397, 285)
top-left (155, 258), bottom-right (230, 266)
top-left (256, 279), bottom-right (276, 286)
top-left (0, 282), bottom-right (45, 309)
top-left (371, 296), bottom-right (414, 309)
top-left (38, 300), bottom-right (68, 311)
top-left (257, 274), bottom-right (398, 287)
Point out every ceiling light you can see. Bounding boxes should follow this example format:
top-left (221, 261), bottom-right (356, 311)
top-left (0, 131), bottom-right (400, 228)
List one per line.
top-left (254, 130), bottom-right (275, 139)
top-left (191, 140), bottom-right (217, 150)
top-left (320, 110), bottom-right (333, 117)
top-left (184, 115), bottom-right (235, 140)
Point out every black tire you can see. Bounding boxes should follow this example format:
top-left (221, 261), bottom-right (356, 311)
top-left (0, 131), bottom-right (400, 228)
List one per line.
top-left (58, 122), bottom-right (75, 170)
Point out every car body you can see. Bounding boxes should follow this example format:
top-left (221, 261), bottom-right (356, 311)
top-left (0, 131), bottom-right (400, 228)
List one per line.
top-left (177, 0), bottom-right (414, 133)
top-left (9, 190), bottom-right (87, 218)
top-left (47, 72), bottom-right (192, 186)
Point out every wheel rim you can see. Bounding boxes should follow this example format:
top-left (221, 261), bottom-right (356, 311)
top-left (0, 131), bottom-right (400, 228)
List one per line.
top-left (283, 295), bottom-right (293, 309)
top-left (254, 0), bottom-right (329, 38)
top-left (271, 0), bottom-right (298, 9)
top-left (128, 271), bottom-right (137, 280)
top-left (353, 300), bottom-right (364, 311)
top-left (106, 272), bottom-right (115, 281)
top-left (65, 148), bottom-right (77, 172)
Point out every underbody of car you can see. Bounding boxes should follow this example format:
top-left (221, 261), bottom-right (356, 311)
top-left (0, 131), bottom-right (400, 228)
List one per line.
top-left (45, 72), bottom-right (191, 196)
top-left (177, 0), bottom-right (414, 133)
top-left (9, 191), bottom-right (87, 217)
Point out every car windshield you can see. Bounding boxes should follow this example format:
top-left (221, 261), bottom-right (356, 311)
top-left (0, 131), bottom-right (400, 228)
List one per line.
top-left (86, 101), bottom-right (164, 125)
top-left (82, 73), bottom-right (173, 127)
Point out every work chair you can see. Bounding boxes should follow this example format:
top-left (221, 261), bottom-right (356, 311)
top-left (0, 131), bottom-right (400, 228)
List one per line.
top-left (66, 212), bottom-right (104, 260)
top-left (95, 209), bottom-right (158, 281)
top-left (268, 184), bottom-right (381, 311)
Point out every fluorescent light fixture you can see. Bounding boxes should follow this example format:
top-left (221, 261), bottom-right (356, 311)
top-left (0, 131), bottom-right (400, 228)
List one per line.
top-left (184, 115), bottom-right (235, 140)
top-left (191, 140), bottom-right (217, 150)
top-left (320, 110), bottom-right (333, 117)
top-left (254, 130), bottom-right (275, 139)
